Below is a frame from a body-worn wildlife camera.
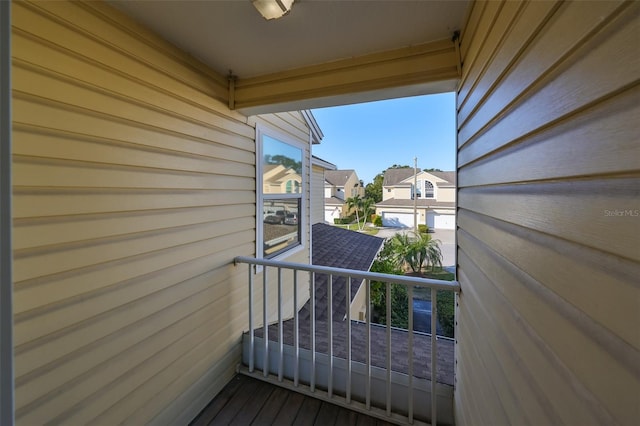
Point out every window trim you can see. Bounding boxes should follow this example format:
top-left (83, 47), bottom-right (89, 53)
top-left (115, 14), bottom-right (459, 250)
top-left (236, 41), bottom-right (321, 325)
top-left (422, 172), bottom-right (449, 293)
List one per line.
top-left (256, 123), bottom-right (307, 263)
top-left (424, 180), bottom-right (435, 199)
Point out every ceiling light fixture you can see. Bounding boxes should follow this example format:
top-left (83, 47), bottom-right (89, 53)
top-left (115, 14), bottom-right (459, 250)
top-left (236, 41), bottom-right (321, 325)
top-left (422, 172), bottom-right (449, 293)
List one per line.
top-left (252, 0), bottom-right (295, 20)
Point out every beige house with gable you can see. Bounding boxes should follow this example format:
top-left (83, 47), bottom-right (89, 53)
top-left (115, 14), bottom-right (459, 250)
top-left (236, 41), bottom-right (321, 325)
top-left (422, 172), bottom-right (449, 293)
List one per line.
top-left (1, 1), bottom-right (638, 425)
top-left (311, 155), bottom-right (335, 225)
top-left (377, 168), bottom-right (457, 229)
top-left (324, 169), bottom-right (365, 223)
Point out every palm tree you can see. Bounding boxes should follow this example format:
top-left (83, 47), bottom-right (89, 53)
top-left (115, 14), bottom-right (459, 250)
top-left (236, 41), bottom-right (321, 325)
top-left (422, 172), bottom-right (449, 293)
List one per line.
top-left (359, 197), bottom-right (375, 230)
top-left (389, 233), bottom-right (415, 271)
top-left (345, 194), bottom-right (362, 226)
top-left (412, 232), bottom-right (443, 273)
top-left (425, 236), bottom-right (443, 271)
top-left (390, 231), bottom-right (442, 273)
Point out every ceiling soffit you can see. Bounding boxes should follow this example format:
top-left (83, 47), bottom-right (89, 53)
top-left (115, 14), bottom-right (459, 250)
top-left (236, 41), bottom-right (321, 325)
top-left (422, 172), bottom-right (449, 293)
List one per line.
top-left (110, 0), bottom-right (469, 113)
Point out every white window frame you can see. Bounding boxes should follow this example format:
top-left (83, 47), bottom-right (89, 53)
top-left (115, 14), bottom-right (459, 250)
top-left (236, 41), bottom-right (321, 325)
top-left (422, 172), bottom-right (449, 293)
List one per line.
top-left (424, 180), bottom-right (435, 199)
top-left (256, 123), bottom-right (307, 263)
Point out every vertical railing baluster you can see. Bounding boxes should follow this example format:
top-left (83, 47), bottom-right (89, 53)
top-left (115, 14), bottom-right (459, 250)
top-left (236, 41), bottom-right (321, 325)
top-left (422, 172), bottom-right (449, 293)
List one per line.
top-left (346, 277), bottom-right (352, 404)
top-left (431, 288), bottom-right (438, 426)
top-left (310, 271), bottom-right (316, 392)
top-left (386, 281), bottom-right (391, 416)
top-left (278, 267), bottom-right (283, 382)
top-left (249, 265), bottom-right (254, 373)
top-left (263, 267), bottom-right (268, 377)
top-left (408, 285), bottom-right (414, 423)
top-left (293, 269), bottom-right (299, 387)
top-left (234, 256), bottom-right (455, 426)
top-left (366, 279), bottom-right (371, 410)
top-left (328, 274), bottom-right (333, 398)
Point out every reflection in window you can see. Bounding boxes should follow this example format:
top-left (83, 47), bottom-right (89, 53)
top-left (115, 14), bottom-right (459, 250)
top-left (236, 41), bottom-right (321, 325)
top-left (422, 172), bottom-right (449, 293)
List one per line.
top-left (260, 135), bottom-right (303, 258)
top-left (285, 180), bottom-right (300, 193)
top-left (262, 198), bottom-right (301, 257)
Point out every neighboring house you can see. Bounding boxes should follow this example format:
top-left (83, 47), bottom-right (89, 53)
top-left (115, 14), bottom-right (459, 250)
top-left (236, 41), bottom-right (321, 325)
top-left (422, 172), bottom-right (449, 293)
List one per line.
top-left (376, 169), bottom-right (456, 229)
top-left (1, 1), bottom-right (637, 426)
top-left (310, 155), bottom-right (335, 225)
top-left (262, 164), bottom-right (302, 195)
top-left (324, 169), bottom-right (365, 223)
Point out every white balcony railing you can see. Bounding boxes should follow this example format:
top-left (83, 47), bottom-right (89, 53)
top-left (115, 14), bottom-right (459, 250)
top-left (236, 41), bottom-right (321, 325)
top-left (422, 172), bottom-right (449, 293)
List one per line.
top-left (234, 256), bottom-right (460, 426)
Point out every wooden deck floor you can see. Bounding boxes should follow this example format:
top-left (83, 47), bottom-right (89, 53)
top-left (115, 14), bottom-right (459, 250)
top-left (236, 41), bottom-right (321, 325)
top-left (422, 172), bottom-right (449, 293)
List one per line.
top-left (190, 374), bottom-right (396, 426)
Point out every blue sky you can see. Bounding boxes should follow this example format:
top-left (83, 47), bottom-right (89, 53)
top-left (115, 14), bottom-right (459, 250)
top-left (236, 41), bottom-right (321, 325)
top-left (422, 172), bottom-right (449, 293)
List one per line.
top-left (311, 92), bottom-right (456, 185)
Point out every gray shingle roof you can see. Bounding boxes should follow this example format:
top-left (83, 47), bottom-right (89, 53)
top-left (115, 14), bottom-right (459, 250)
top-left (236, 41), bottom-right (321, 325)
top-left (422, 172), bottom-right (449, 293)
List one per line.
top-left (382, 168), bottom-right (414, 186)
top-left (312, 223), bottom-right (382, 270)
top-left (325, 170), bottom-right (356, 187)
top-left (429, 171), bottom-right (456, 186)
top-left (310, 223), bottom-right (383, 320)
top-left (253, 223), bottom-right (455, 386)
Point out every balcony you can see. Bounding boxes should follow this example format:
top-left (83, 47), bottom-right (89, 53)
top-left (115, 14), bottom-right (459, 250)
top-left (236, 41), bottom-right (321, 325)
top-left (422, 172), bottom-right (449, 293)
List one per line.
top-left (231, 256), bottom-right (460, 425)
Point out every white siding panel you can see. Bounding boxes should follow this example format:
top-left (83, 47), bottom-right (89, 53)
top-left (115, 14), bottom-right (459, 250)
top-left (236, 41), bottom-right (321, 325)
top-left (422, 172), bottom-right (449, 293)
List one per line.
top-left (456, 1), bottom-right (640, 425)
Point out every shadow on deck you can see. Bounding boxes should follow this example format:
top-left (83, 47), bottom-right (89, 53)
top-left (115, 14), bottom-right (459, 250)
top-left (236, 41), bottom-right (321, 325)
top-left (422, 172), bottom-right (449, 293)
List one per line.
top-left (190, 374), bottom-right (396, 426)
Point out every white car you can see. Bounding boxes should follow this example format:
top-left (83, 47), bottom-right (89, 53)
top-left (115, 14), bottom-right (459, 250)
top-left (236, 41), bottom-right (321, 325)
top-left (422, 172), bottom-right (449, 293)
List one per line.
top-left (284, 212), bottom-right (298, 225)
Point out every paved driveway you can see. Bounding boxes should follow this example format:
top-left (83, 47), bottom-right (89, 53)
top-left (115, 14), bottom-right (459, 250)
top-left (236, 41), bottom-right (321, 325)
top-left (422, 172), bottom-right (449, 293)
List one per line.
top-left (374, 227), bottom-right (456, 268)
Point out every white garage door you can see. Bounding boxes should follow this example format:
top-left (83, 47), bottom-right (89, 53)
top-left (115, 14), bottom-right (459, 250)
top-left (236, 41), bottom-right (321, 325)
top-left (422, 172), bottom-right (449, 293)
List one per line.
top-left (427, 212), bottom-right (456, 230)
top-left (325, 206), bottom-right (341, 223)
top-left (382, 212), bottom-right (415, 228)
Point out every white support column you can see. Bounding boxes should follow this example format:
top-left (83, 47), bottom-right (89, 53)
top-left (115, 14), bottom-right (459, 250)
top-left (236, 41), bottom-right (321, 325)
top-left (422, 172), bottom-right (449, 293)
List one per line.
top-left (0, 1), bottom-right (14, 424)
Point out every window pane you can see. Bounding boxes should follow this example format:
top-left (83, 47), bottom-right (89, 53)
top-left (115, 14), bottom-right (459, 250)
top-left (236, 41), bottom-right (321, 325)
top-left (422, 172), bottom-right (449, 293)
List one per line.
top-left (262, 198), bottom-right (300, 258)
top-left (263, 136), bottom-right (303, 195)
top-left (425, 181), bottom-right (434, 198)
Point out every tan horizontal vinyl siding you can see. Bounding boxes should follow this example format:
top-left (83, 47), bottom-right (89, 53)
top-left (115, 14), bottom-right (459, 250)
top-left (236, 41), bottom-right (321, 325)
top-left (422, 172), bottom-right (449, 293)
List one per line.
top-left (12, 1), bottom-right (258, 424)
top-left (456, 1), bottom-right (640, 425)
top-left (311, 165), bottom-right (325, 224)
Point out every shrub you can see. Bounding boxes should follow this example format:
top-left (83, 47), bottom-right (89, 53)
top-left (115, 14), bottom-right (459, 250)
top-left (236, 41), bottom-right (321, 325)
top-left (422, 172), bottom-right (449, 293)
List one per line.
top-left (334, 215), bottom-right (355, 225)
top-left (373, 215), bottom-right (383, 227)
top-left (423, 269), bottom-right (455, 337)
top-left (436, 290), bottom-right (455, 338)
top-left (369, 240), bottom-right (406, 327)
top-left (418, 224), bottom-right (429, 234)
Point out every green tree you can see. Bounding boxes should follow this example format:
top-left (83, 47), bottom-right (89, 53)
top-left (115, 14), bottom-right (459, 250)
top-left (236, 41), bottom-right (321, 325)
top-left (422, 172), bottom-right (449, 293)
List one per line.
top-left (264, 154), bottom-right (303, 173)
top-left (369, 240), bottom-right (408, 327)
top-left (365, 173), bottom-right (384, 203)
top-left (359, 197), bottom-right (375, 230)
top-left (423, 168), bottom-right (443, 172)
top-left (390, 232), bottom-right (442, 273)
top-left (345, 195), bottom-right (363, 225)
top-left (369, 237), bottom-right (451, 332)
